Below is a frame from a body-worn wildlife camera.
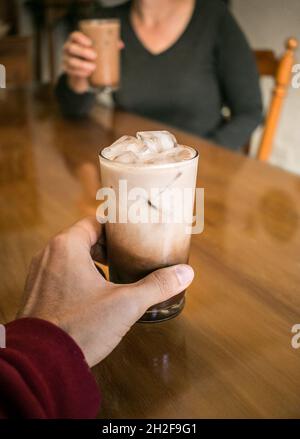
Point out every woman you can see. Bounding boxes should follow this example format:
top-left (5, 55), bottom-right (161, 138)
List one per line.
top-left (56, 0), bottom-right (262, 150)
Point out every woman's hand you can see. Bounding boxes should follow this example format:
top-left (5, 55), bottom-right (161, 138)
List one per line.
top-left (62, 31), bottom-right (97, 93)
top-left (18, 217), bottom-right (194, 367)
top-left (62, 31), bottom-right (125, 94)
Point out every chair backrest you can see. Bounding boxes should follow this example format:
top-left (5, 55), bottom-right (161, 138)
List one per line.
top-left (254, 38), bottom-right (298, 161)
top-left (255, 50), bottom-right (279, 77)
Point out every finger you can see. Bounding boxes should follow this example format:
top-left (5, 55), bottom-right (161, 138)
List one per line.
top-left (65, 56), bottom-right (96, 71)
top-left (129, 264), bottom-right (194, 313)
top-left (90, 217), bottom-right (107, 264)
top-left (70, 31), bottom-right (93, 47)
top-left (65, 42), bottom-right (97, 61)
top-left (67, 216), bottom-right (104, 250)
top-left (118, 40), bottom-right (125, 50)
top-left (64, 67), bottom-right (93, 78)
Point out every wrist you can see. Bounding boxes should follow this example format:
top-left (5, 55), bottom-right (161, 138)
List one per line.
top-left (67, 76), bottom-right (90, 94)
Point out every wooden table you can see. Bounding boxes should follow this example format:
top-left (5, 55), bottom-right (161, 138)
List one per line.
top-left (0, 86), bottom-right (300, 418)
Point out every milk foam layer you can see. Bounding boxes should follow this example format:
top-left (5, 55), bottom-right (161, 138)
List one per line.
top-left (101, 131), bottom-right (196, 164)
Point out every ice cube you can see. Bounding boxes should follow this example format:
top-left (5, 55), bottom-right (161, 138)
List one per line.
top-left (136, 131), bottom-right (177, 153)
top-left (102, 136), bottom-right (144, 160)
top-left (111, 135), bottom-right (136, 147)
top-left (175, 148), bottom-right (194, 161)
top-left (114, 151), bottom-right (138, 163)
top-left (125, 139), bottom-right (144, 154)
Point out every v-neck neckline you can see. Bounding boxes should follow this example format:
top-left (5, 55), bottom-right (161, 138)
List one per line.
top-left (125, 0), bottom-right (199, 58)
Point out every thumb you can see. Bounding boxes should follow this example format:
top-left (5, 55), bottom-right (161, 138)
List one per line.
top-left (133, 264), bottom-right (194, 312)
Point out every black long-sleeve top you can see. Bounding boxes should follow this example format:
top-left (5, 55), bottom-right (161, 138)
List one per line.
top-left (56, 0), bottom-right (263, 150)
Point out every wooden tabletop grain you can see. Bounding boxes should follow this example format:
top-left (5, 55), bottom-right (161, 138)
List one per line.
top-left (0, 86), bottom-right (300, 418)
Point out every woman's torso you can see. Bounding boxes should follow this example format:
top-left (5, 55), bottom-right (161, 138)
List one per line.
top-left (95, 0), bottom-right (226, 138)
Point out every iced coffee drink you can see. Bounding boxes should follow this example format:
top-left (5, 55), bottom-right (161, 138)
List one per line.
top-left (79, 19), bottom-right (120, 90)
top-left (99, 131), bottom-right (198, 322)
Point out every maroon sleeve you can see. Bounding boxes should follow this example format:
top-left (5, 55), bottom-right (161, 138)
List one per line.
top-left (0, 318), bottom-right (101, 418)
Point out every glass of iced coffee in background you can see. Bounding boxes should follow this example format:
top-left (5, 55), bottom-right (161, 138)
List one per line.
top-left (99, 131), bottom-right (198, 323)
top-left (79, 19), bottom-right (120, 91)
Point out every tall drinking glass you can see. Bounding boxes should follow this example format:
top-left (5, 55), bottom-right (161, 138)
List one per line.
top-left (99, 146), bottom-right (198, 323)
top-left (79, 19), bottom-right (120, 91)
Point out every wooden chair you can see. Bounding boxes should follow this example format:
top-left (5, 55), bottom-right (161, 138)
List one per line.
top-left (253, 37), bottom-right (298, 161)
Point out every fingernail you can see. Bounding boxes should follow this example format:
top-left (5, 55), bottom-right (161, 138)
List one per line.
top-left (175, 265), bottom-right (194, 286)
